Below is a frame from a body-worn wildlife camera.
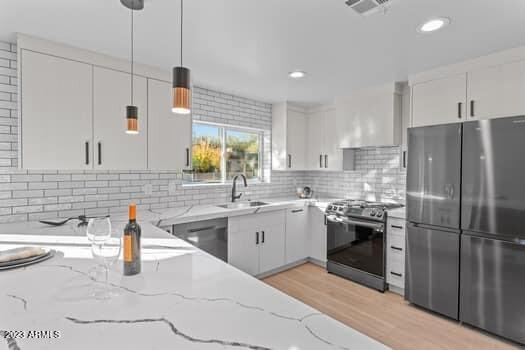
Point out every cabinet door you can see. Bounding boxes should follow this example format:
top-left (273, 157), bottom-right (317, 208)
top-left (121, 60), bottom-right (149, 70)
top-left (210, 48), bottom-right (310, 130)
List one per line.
top-left (228, 228), bottom-right (259, 275)
top-left (93, 67), bottom-right (147, 170)
top-left (322, 108), bottom-right (342, 171)
top-left (148, 79), bottom-right (192, 170)
top-left (271, 103), bottom-right (287, 170)
top-left (286, 110), bottom-right (306, 170)
top-left (285, 207), bottom-right (309, 264)
top-left (259, 222), bottom-right (286, 274)
top-left (309, 206), bottom-right (327, 263)
top-left (306, 111), bottom-right (325, 170)
top-left (468, 60), bottom-right (525, 120)
top-left (21, 50), bottom-right (93, 170)
top-left (412, 74), bottom-right (466, 127)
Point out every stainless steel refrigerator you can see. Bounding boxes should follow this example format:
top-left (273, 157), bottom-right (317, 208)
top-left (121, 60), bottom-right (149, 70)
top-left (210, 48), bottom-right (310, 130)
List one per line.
top-left (460, 116), bottom-right (525, 344)
top-left (406, 117), bottom-right (525, 344)
top-left (406, 123), bottom-right (462, 320)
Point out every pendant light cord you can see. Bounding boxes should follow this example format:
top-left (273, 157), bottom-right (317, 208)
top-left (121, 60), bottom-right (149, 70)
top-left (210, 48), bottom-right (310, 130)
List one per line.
top-left (180, 0), bottom-right (183, 66)
top-left (130, 7), bottom-right (134, 105)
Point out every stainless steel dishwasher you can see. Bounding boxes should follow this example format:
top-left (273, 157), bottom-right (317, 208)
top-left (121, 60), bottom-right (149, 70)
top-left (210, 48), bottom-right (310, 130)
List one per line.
top-left (169, 218), bottom-right (228, 262)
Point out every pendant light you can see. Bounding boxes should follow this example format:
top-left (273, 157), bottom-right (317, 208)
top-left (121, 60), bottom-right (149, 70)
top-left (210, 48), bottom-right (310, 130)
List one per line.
top-left (172, 0), bottom-right (191, 115)
top-left (121, 0), bottom-right (143, 134)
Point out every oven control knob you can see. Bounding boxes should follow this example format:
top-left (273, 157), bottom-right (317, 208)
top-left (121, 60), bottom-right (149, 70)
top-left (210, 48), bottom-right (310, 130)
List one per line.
top-left (377, 212), bottom-right (383, 218)
top-left (370, 210), bottom-right (377, 216)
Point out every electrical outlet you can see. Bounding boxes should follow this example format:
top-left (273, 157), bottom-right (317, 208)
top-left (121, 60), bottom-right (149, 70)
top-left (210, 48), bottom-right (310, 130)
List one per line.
top-left (144, 183), bottom-right (153, 196)
top-left (168, 181), bottom-right (177, 196)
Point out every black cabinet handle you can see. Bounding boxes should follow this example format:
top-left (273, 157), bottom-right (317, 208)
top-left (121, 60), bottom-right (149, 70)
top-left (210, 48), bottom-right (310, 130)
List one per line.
top-left (319, 155), bottom-right (323, 168)
top-left (97, 142), bottom-right (102, 165)
top-left (256, 232), bottom-right (259, 245)
top-left (261, 231), bottom-right (265, 244)
top-left (324, 215), bottom-right (327, 226)
top-left (186, 148), bottom-right (190, 167)
top-left (470, 100), bottom-right (475, 117)
top-left (391, 225), bottom-right (403, 229)
top-left (390, 246), bottom-right (403, 251)
top-left (390, 271), bottom-right (403, 277)
top-left (291, 209), bottom-right (304, 213)
top-left (324, 155), bottom-right (328, 168)
top-left (458, 102), bottom-right (462, 119)
top-left (288, 154), bottom-right (292, 168)
top-left (402, 151), bottom-right (407, 168)
top-left (85, 141), bottom-right (89, 165)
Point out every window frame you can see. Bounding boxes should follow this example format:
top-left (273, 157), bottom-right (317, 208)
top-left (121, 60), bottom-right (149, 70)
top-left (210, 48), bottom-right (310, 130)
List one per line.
top-left (189, 120), bottom-right (264, 184)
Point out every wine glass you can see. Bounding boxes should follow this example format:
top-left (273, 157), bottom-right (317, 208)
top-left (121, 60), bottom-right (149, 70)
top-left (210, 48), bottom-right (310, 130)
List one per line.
top-left (86, 217), bottom-right (111, 279)
top-left (91, 232), bottom-right (122, 299)
top-left (86, 217), bottom-right (119, 299)
top-left (86, 217), bottom-right (111, 244)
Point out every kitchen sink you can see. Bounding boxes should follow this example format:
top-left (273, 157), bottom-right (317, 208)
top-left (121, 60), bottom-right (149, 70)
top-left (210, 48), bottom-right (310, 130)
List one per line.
top-left (216, 201), bottom-right (269, 209)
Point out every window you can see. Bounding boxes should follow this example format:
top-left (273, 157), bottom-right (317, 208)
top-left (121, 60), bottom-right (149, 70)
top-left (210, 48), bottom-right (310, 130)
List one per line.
top-left (189, 122), bottom-right (262, 183)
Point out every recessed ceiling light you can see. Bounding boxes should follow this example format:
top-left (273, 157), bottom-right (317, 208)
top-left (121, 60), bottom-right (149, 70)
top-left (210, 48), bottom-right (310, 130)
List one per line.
top-left (289, 70), bottom-right (306, 79)
top-left (417, 17), bottom-right (450, 33)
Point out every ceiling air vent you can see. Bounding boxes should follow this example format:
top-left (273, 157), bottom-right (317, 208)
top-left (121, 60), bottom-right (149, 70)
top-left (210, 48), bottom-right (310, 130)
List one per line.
top-left (345, 0), bottom-right (394, 16)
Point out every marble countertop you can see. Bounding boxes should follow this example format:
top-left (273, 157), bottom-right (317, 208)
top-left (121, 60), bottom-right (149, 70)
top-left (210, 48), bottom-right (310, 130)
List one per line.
top-left (153, 196), bottom-right (335, 227)
top-left (0, 216), bottom-right (388, 350)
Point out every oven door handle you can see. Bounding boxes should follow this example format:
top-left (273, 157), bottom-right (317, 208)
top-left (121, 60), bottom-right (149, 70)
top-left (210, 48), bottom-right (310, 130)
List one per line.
top-left (342, 219), bottom-right (384, 230)
top-left (326, 215), bottom-right (384, 231)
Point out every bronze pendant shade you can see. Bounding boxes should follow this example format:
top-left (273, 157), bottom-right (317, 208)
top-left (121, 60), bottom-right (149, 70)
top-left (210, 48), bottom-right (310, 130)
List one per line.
top-left (172, 66), bottom-right (191, 114)
top-left (126, 105), bottom-right (138, 134)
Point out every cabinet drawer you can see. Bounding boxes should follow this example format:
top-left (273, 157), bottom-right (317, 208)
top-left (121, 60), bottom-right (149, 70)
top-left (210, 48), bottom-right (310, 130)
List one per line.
top-left (386, 259), bottom-right (405, 288)
top-left (387, 233), bottom-right (405, 258)
top-left (388, 218), bottom-right (406, 236)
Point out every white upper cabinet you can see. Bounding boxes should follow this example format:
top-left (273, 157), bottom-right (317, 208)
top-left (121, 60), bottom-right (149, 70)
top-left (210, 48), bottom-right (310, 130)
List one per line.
top-left (306, 110), bottom-right (325, 170)
top-left (411, 74), bottom-right (467, 127)
top-left (272, 102), bottom-right (307, 170)
top-left (93, 67), bottom-right (147, 170)
top-left (323, 108), bottom-right (342, 171)
top-left (336, 83), bottom-right (402, 148)
top-left (467, 60), bottom-right (525, 120)
top-left (286, 109), bottom-right (307, 170)
top-left (410, 47), bottom-right (525, 127)
top-left (148, 79), bottom-right (192, 170)
top-left (21, 50), bottom-right (93, 170)
top-left (306, 108), bottom-right (342, 171)
top-left (18, 35), bottom-right (193, 171)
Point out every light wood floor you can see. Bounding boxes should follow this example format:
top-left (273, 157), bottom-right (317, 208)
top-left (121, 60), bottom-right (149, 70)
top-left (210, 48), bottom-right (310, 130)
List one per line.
top-left (263, 263), bottom-right (522, 350)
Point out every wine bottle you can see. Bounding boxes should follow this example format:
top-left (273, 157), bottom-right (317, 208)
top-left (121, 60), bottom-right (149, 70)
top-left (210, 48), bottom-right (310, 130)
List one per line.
top-left (123, 203), bottom-right (141, 276)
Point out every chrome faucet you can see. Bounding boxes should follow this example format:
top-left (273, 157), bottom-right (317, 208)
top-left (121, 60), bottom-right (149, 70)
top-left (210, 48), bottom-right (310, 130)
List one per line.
top-left (231, 174), bottom-right (248, 202)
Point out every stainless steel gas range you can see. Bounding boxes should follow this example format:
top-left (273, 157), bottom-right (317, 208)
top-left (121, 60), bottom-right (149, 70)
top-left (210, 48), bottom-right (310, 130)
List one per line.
top-left (325, 199), bottom-right (403, 292)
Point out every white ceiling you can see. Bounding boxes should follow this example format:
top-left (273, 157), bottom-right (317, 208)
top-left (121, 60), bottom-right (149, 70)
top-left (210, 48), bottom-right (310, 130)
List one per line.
top-left (2, 0), bottom-right (525, 105)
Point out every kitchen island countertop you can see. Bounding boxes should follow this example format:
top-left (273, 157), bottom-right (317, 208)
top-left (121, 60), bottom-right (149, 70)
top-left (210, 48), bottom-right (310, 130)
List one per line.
top-left (0, 198), bottom-right (388, 350)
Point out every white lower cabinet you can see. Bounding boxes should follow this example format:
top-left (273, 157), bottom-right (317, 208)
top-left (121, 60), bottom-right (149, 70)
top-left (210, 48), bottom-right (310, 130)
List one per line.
top-left (228, 211), bottom-right (286, 276)
top-left (386, 217), bottom-right (406, 294)
top-left (285, 206), bottom-right (309, 264)
top-left (308, 206), bottom-right (327, 264)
